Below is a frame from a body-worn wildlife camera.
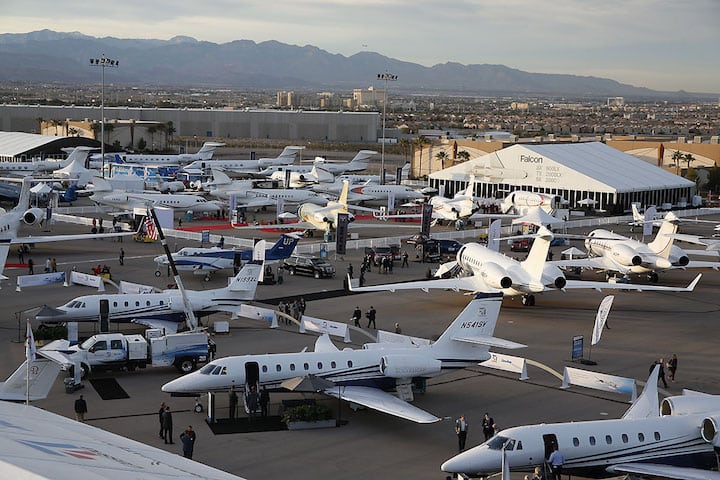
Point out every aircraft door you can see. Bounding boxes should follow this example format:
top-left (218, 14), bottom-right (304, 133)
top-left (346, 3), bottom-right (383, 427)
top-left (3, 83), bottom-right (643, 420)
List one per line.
top-left (99, 299), bottom-right (109, 333)
top-left (542, 434), bottom-right (559, 460)
top-left (245, 362), bottom-right (260, 386)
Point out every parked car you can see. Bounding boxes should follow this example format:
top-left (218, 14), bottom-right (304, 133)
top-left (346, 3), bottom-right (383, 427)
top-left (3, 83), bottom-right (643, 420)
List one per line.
top-left (371, 245), bottom-right (401, 266)
top-left (282, 256), bottom-right (336, 279)
top-left (510, 238), bottom-right (533, 252)
top-left (405, 233), bottom-right (431, 246)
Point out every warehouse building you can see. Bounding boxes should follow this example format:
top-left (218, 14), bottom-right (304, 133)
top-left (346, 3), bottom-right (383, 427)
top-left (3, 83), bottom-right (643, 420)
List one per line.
top-left (428, 142), bottom-right (696, 214)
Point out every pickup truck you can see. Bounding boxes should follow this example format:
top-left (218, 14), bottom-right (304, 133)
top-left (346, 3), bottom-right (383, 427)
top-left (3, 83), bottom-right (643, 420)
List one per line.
top-left (41, 330), bottom-right (210, 378)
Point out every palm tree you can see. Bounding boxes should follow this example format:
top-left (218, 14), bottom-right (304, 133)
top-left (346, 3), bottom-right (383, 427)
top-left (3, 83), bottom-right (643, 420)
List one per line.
top-left (435, 151), bottom-right (449, 170)
top-left (148, 126), bottom-right (158, 151)
top-left (104, 123), bottom-right (115, 147)
top-left (671, 150), bottom-right (684, 175)
top-left (165, 121), bottom-right (176, 144)
top-left (90, 122), bottom-right (101, 141)
top-left (35, 117), bottom-right (44, 134)
top-left (683, 153), bottom-right (695, 172)
top-left (399, 138), bottom-right (410, 165)
top-left (414, 135), bottom-right (427, 179)
top-left (457, 150), bottom-right (471, 162)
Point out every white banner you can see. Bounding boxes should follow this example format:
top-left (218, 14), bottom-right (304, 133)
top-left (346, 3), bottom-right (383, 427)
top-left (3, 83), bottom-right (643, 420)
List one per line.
top-left (591, 295), bottom-right (614, 345)
top-left (16, 272), bottom-right (66, 290)
top-left (480, 352), bottom-right (529, 380)
top-left (643, 206), bottom-right (656, 237)
top-left (69, 271), bottom-right (105, 291)
top-left (119, 280), bottom-right (156, 294)
top-left (300, 316), bottom-right (351, 343)
top-left (387, 192), bottom-right (395, 212)
top-left (562, 366), bottom-right (637, 401)
top-left (376, 330), bottom-right (431, 347)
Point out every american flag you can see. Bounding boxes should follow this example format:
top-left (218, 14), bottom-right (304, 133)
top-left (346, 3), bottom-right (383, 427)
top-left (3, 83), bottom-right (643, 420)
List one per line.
top-left (145, 213), bottom-right (158, 240)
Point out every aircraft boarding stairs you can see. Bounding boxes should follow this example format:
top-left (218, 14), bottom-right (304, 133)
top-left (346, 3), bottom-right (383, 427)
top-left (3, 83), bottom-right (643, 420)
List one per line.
top-left (243, 381), bottom-right (260, 415)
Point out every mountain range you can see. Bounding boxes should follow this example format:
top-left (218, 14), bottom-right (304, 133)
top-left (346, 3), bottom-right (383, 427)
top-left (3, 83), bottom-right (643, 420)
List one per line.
top-left (0, 30), bottom-right (705, 99)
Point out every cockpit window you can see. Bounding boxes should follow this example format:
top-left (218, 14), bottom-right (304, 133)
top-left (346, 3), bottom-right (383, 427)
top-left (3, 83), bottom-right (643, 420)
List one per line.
top-left (200, 364), bottom-right (216, 375)
top-left (486, 436), bottom-right (511, 450)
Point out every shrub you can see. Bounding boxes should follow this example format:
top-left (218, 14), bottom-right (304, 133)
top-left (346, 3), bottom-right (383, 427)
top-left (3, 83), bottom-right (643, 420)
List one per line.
top-left (282, 404), bottom-right (333, 423)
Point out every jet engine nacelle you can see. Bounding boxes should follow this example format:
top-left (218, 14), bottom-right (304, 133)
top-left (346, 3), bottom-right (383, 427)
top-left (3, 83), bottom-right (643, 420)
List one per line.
top-left (610, 244), bottom-right (642, 266)
top-left (701, 415), bottom-right (720, 448)
top-left (553, 276), bottom-right (567, 289)
top-left (379, 355), bottom-right (442, 378)
top-left (479, 262), bottom-right (513, 289)
top-left (661, 394), bottom-right (720, 416)
top-left (23, 207), bottom-right (44, 225)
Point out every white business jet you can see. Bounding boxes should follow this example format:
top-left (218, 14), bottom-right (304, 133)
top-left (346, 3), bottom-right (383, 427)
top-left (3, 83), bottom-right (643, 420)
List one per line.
top-left (89, 176), bottom-right (221, 213)
top-left (441, 366), bottom-right (720, 479)
top-left (499, 190), bottom-right (565, 215)
top-left (551, 212), bottom-right (720, 282)
top-left (91, 141), bottom-right (226, 167)
top-left (259, 149), bottom-right (375, 178)
top-left (349, 226), bottom-right (702, 306)
top-left (183, 145), bottom-right (305, 173)
top-left (35, 258), bottom-right (263, 326)
top-left (0, 400), bottom-right (245, 479)
top-left (162, 292), bottom-right (524, 423)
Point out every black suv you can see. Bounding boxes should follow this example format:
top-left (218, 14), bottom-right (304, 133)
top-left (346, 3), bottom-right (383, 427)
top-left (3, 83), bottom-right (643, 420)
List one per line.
top-left (282, 256), bottom-right (336, 279)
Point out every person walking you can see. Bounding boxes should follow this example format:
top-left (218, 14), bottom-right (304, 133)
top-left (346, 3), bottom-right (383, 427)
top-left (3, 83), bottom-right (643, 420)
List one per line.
top-left (50, 258), bottom-right (57, 272)
top-left (548, 445), bottom-right (565, 480)
top-left (347, 263), bottom-right (354, 279)
top-left (74, 394), bottom-right (88, 422)
top-left (44, 257), bottom-right (51, 273)
top-left (455, 414), bottom-right (469, 452)
top-left (180, 426), bottom-right (196, 459)
top-left (17, 246), bottom-right (24, 264)
top-left (366, 306), bottom-right (377, 329)
top-left (119, 248), bottom-right (125, 266)
top-left (351, 306), bottom-right (362, 328)
top-left (259, 386), bottom-right (270, 418)
top-left (162, 405), bottom-right (174, 444)
top-left (27, 258), bottom-right (34, 275)
top-left (668, 353), bottom-right (678, 382)
top-left (158, 402), bottom-right (166, 438)
top-left (298, 297), bottom-right (306, 317)
top-left (401, 250), bottom-right (409, 268)
top-left (482, 412), bottom-right (495, 441)
top-left (228, 387), bottom-right (238, 419)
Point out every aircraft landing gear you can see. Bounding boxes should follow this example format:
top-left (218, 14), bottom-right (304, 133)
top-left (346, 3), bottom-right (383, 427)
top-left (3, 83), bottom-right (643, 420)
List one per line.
top-left (648, 272), bottom-right (659, 283)
top-left (521, 294), bottom-right (536, 306)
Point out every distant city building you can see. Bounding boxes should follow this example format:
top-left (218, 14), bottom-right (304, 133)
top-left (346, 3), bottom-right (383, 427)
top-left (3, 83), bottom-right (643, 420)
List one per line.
top-left (607, 97), bottom-right (625, 107)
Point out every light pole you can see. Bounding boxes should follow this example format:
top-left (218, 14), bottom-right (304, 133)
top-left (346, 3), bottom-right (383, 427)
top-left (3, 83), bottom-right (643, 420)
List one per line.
top-left (377, 71), bottom-right (397, 184)
top-left (90, 54), bottom-right (119, 177)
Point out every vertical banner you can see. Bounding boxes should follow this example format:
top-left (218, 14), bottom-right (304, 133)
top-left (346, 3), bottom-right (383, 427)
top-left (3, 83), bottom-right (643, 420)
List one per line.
top-left (276, 197), bottom-right (284, 217)
top-left (284, 169), bottom-right (292, 188)
top-left (387, 192), bottom-right (396, 212)
top-left (335, 213), bottom-right (349, 255)
top-left (591, 295), bottom-right (615, 345)
top-left (643, 206), bottom-right (656, 237)
top-left (421, 203), bottom-right (433, 237)
top-left (572, 335), bottom-right (584, 361)
top-left (395, 166), bottom-right (403, 185)
top-left (488, 219), bottom-right (501, 252)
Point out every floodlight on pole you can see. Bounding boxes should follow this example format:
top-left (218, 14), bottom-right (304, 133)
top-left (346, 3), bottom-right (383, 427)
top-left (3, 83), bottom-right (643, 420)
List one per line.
top-left (377, 71), bottom-right (397, 184)
top-left (90, 54), bottom-right (119, 178)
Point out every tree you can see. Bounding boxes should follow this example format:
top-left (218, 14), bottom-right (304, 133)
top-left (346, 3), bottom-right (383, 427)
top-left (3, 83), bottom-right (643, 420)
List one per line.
top-left (399, 138), bottom-right (410, 165)
top-left (165, 121), bottom-right (176, 143)
top-left (147, 125), bottom-right (158, 151)
top-left (90, 122), bottom-right (101, 140)
top-left (457, 150), bottom-right (471, 162)
top-left (706, 162), bottom-right (720, 194)
top-left (104, 123), bottom-right (115, 146)
top-left (35, 117), bottom-right (44, 134)
top-left (671, 150), bottom-right (684, 175)
top-left (683, 153), bottom-right (695, 172)
top-left (414, 135), bottom-right (427, 179)
top-left (435, 150), bottom-right (449, 170)
top-left (137, 137), bottom-right (147, 151)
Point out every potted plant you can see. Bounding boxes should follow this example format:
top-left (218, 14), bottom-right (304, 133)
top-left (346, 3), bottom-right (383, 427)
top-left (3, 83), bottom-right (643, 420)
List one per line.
top-left (282, 403), bottom-right (335, 430)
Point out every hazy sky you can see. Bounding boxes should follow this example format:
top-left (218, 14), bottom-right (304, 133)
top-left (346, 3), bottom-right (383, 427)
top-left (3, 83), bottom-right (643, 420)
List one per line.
top-left (3, 0), bottom-right (719, 93)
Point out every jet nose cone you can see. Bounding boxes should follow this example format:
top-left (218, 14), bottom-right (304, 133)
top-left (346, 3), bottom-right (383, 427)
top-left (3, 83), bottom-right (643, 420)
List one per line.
top-left (441, 446), bottom-right (496, 475)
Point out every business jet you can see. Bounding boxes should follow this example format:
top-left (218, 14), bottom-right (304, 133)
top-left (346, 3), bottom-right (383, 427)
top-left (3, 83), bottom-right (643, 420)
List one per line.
top-left (89, 176), bottom-right (221, 213)
top-left (35, 259), bottom-right (262, 326)
top-left (90, 141), bottom-right (226, 167)
top-left (269, 165), bottom-right (335, 188)
top-left (0, 146), bottom-right (92, 176)
top-left (551, 212), bottom-right (720, 282)
top-left (441, 366), bottom-right (720, 479)
top-left (629, 204), bottom-right (660, 232)
top-left (154, 234), bottom-right (300, 279)
top-left (0, 400), bottom-right (245, 479)
top-left (499, 191), bottom-right (566, 215)
top-left (163, 292), bottom-right (525, 423)
top-left (183, 145), bottom-right (305, 173)
top-left (0, 177), bottom-right (131, 250)
top-left (259, 149), bottom-right (375, 177)
top-left (349, 226), bottom-right (702, 306)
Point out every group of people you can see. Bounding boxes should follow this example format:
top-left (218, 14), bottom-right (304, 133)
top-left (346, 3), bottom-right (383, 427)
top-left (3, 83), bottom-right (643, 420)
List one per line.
top-left (454, 413), bottom-right (497, 452)
top-left (651, 353), bottom-right (678, 389)
top-left (277, 297), bottom-right (306, 324)
top-left (156, 402), bottom-right (196, 459)
top-left (229, 386), bottom-right (270, 419)
top-left (351, 305), bottom-right (376, 329)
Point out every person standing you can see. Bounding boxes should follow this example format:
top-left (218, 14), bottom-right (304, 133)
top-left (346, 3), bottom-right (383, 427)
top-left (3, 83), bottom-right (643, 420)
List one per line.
top-left (50, 258), bottom-right (57, 272)
top-left (119, 248), bottom-right (125, 266)
top-left (162, 406), bottom-right (174, 444)
top-left (259, 386), bottom-right (270, 418)
top-left (180, 426), bottom-right (196, 459)
top-left (17, 246), bottom-right (24, 264)
top-left (394, 322), bottom-right (402, 334)
top-left (366, 306), bottom-right (377, 329)
top-left (158, 402), bottom-right (166, 438)
top-left (74, 394), bottom-right (87, 422)
top-left (658, 358), bottom-right (668, 388)
top-left (482, 412), bottom-right (495, 441)
top-left (401, 250), bottom-right (409, 268)
top-left (455, 414), bottom-right (469, 452)
top-left (548, 445), bottom-right (565, 480)
top-left (247, 386), bottom-right (259, 419)
top-left (228, 387), bottom-right (238, 419)
top-left (351, 306), bottom-right (362, 328)
top-left (347, 263), bottom-right (354, 279)
top-left (27, 258), bottom-right (34, 275)
top-left (298, 297), bottom-right (306, 317)
top-left (44, 257), bottom-right (51, 273)
top-left (668, 353), bottom-right (678, 382)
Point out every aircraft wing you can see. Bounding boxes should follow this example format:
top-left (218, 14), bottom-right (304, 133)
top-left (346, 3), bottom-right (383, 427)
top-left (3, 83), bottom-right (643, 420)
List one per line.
top-left (231, 221), bottom-right (312, 231)
top-left (234, 197), bottom-right (276, 208)
top-left (11, 232), bottom-right (134, 244)
top-left (131, 319), bottom-right (180, 333)
top-left (453, 335), bottom-right (526, 350)
top-left (685, 260), bottom-right (720, 270)
top-left (549, 257), bottom-right (610, 270)
top-left (563, 274), bottom-right (701, 293)
top-left (348, 275), bottom-right (484, 293)
top-left (323, 385), bottom-right (441, 424)
top-left (0, 400), bottom-right (245, 480)
top-left (607, 463), bottom-right (720, 479)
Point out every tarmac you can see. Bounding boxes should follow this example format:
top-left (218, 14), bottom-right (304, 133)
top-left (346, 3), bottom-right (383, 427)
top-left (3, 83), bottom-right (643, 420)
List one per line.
top-left (1, 209), bottom-right (719, 480)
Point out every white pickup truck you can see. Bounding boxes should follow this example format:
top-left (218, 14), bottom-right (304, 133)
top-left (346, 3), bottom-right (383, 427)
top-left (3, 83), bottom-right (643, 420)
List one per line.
top-left (40, 330), bottom-right (210, 378)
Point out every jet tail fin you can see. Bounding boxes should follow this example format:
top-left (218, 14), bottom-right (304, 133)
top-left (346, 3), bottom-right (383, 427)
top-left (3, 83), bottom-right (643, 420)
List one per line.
top-left (521, 227), bottom-right (553, 283)
top-left (623, 365), bottom-right (660, 419)
top-left (432, 292), bottom-right (503, 354)
top-left (338, 180), bottom-right (349, 207)
top-left (647, 213), bottom-right (678, 258)
top-left (227, 260), bottom-right (262, 297)
top-left (14, 177), bottom-right (33, 212)
top-left (267, 234), bottom-right (300, 260)
top-left (0, 359), bottom-right (61, 401)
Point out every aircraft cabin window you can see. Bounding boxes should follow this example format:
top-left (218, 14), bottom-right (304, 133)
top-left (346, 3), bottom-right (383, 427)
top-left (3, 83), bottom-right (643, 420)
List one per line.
top-left (113, 301), bottom-right (118, 307)
top-left (290, 364), bottom-right (296, 371)
top-left (621, 434), bottom-right (628, 443)
top-left (347, 360), bottom-right (353, 368)
top-left (303, 363), bottom-right (309, 371)
top-left (638, 433), bottom-right (645, 442)
top-left (262, 366), bottom-right (268, 373)
top-left (160, 300), bottom-right (164, 305)
top-left (317, 362), bottom-right (323, 369)
top-left (331, 361), bottom-right (336, 368)
top-left (573, 437), bottom-right (579, 447)
top-left (516, 441), bottom-right (522, 450)
top-left (276, 365), bottom-right (282, 372)
top-left (146, 301), bottom-right (150, 306)
top-left (654, 432), bottom-right (661, 441)
top-left (135, 301), bottom-right (140, 307)
top-left (124, 301), bottom-right (129, 307)
top-left (605, 435), bottom-right (612, 445)
top-left (589, 436), bottom-right (596, 446)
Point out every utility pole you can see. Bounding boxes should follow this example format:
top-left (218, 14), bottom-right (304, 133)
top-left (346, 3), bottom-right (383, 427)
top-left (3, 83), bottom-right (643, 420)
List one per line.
top-left (376, 71), bottom-right (397, 184)
top-left (90, 55), bottom-right (119, 178)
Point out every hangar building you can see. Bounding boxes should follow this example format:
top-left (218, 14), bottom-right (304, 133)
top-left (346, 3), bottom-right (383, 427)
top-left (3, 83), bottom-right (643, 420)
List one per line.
top-left (0, 131), bottom-right (98, 162)
top-left (429, 142), bottom-right (696, 214)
